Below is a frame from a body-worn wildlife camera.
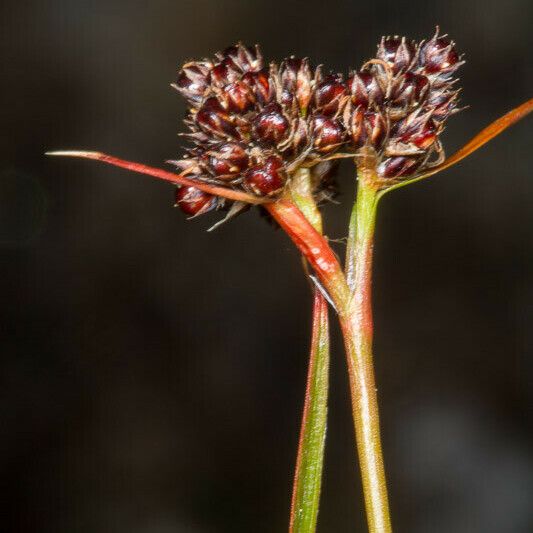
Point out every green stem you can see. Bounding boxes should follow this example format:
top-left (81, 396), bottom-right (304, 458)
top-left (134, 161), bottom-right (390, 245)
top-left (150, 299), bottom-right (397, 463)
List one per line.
top-left (267, 194), bottom-right (392, 533)
top-left (343, 178), bottom-right (391, 533)
top-left (289, 168), bottom-right (330, 533)
top-left (290, 290), bottom-right (329, 533)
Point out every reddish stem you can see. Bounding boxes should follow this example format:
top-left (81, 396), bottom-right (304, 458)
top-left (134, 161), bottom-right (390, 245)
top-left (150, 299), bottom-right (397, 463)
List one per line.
top-left (265, 199), bottom-right (351, 310)
top-left (46, 151), bottom-right (264, 204)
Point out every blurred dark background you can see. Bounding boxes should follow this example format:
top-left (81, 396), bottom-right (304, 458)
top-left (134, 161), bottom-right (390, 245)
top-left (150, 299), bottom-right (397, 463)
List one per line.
top-left (1, 0), bottom-right (532, 531)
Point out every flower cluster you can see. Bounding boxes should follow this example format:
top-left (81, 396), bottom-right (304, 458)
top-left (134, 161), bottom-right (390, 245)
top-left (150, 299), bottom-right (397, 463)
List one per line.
top-left (172, 30), bottom-right (462, 216)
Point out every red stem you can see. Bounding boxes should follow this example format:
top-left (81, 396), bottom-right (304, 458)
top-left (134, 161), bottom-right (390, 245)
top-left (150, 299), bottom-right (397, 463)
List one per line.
top-left (265, 199), bottom-right (351, 310)
top-left (46, 151), bottom-right (264, 204)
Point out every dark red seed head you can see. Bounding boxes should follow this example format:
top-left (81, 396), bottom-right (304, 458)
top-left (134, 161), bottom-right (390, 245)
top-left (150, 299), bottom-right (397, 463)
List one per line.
top-left (314, 75), bottom-right (346, 116)
top-left (244, 155), bottom-right (286, 196)
top-left (377, 36), bottom-right (416, 72)
top-left (195, 97), bottom-right (238, 139)
top-left (252, 102), bottom-right (290, 145)
top-left (205, 142), bottom-right (249, 178)
top-left (312, 115), bottom-right (344, 153)
top-left (419, 35), bottom-right (460, 74)
top-left (174, 185), bottom-right (216, 215)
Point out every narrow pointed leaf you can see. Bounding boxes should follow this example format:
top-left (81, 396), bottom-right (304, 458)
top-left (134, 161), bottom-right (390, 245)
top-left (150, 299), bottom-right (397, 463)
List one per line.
top-left (290, 290), bottom-right (329, 533)
top-left (381, 97), bottom-right (533, 195)
top-left (45, 150), bottom-right (264, 204)
top-left (289, 168), bottom-right (330, 533)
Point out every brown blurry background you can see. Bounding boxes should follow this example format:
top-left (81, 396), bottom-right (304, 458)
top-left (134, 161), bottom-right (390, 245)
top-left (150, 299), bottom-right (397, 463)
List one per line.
top-left (1, 1), bottom-right (532, 532)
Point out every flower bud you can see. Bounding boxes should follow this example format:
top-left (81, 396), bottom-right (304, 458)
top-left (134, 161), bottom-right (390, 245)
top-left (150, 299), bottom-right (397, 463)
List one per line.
top-left (312, 115), bottom-right (344, 153)
top-left (174, 62), bottom-right (212, 103)
top-left (241, 68), bottom-right (271, 105)
top-left (220, 43), bottom-right (263, 73)
top-left (378, 156), bottom-right (421, 178)
top-left (419, 34), bottom-right (460, 74)
top-left (377, 36), bottom-right (416, 73)
top-left (252, 102), bottom-right (290, 145)
top-left (195, 97), bottom-right (238, 139)
top-left (244, 155), bottom-right (286, 196)
top-left (347, 71), bottom-right (384, 107)
top-left (174, 185), bottom-right (216, 215)
top-left (314, 74), bottom-right (346, 116)
top-left (392, 72), bottom-right (430, 106)
top-left (205, 142), bottom-right (249, 178)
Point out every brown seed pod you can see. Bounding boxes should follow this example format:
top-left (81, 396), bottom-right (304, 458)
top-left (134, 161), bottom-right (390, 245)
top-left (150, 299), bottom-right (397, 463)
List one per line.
top-left (195, 97), bottom-right (239, 139)
top-left (347, 71), bottom-right (384, 108)
top-left (252, 102), bottom-right (290, 145)
top-left (244, 155), bottom-right (286, 196)
top-left (419, 33), bottom-right (460, 75)
top-left (314, 74), bottom-right (347, 116)
top-left (174, 61), bottom-right (212, 103)
top-left (204, 142), bottom-right (250, 179)
top-left (174, 185), bottom-right (217, 215)
top-left (312, 115), bottom-right (344, 153)
top-left (377, 36), bottom-right (417, 73)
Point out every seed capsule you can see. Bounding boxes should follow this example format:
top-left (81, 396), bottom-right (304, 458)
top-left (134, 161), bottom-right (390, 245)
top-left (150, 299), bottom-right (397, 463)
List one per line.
top-left (174, 62), bottom-right (212, 102)
top-left (419, 35), bottom-right (460, 74)
top-left (377, 36), bottom-right (416, 72)
top-left (403, 120), bottom-right (437, 149)
top-left (392, 72), bottom-right (430, 106)
top-left (378, 156), bottom-right (421, 178)
top-left (174, 185), bottom-right (216, 215)
top-left (345, 106), bottom-right (386, 149)
top-left (252, 102), bottom-right (290, 145)
top-left (365, 111), bottom-right (387, 149)
top-left (221, 81), bottom-right (255, 113)
top-left (195, 97), bottom-right (238, 139)
top-left (314, 74), bottom-right (346, 116)
top-left (241, 68), bottom-right (271, 104)
top-left (205, 142), bottom-right (249, 178)
top-left (220, 43), bottom-right (263, 73)
top-left (347, 71), bottom-right (384, 107)
top-left (244, 155), bottom-right (286, 196)
top-left (312, 115), bottom-right (344, 153)
top-left (208, 57), bottom-right (240, 87)
top-left (426, 90), bottom-right (458, 122)
top-left (280, 57), bottom-right (314, 113)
